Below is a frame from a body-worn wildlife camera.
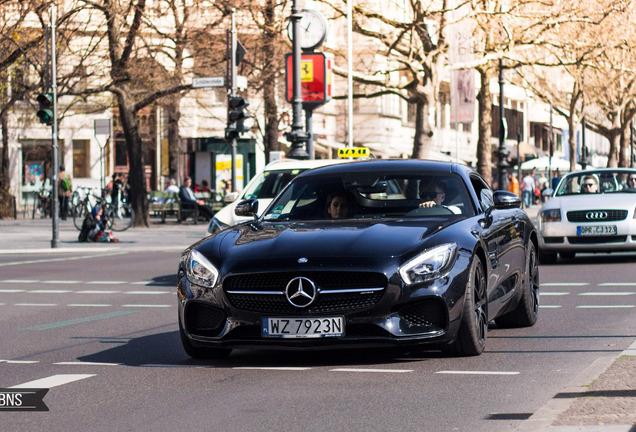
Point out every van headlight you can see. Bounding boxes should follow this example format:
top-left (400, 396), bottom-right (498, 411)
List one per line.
top-left (186, 250), bottom-right (219, 288)
top-left (399, 243), bottom-right (457, 285)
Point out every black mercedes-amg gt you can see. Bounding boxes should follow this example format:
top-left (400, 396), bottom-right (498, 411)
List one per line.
top-left (177, 159), bottom-right (539, 358)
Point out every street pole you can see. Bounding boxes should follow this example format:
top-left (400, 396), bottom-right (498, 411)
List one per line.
top-left (631, 121), bottom-right (634, 168)
top-left (50, 5), bottom-right (59, 249)
top-left (229, 10), bottom-right (238, 191)
top-left (549, 103), bottom-right (553, 178)
top-left (581, 116), bottom-right (587, 169)
top-left (497, 59), bottom-right (508, 190)
top-left (286, 0), bottom-right (309, 159)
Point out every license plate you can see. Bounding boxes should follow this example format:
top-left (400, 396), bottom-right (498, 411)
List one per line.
top-left (262, 317), bottom-right (344, 338)
top-left (577, 225), bottom-right (617, 236)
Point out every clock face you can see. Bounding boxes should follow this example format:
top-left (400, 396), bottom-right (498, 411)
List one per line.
top-left (287, 9), bottom-right (328, 50)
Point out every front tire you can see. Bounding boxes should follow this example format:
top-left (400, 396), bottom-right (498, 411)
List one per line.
top-left (443, 257), bottom-right (488, 356)
top-left (179, 318), bottom-right (231, 360)
top-left (495, 242), bottom-right (540, 328)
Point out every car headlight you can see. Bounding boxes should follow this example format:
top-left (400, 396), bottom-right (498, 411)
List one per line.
top-left (186, 249), bottom-right (219, 288)
top-left (541, 208), bottom-right (561, 222)
top-left (208, 217), bottom-right (229, 234)
top-left (399, 243), bottom-right (457, 285)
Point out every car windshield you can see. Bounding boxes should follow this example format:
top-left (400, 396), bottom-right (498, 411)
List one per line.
top-left (554, 169), bottom-right (636, 196)
top-left (262, 172), bottom-right (475, 221)
top-left (242, 169), bottom-right (306, 200)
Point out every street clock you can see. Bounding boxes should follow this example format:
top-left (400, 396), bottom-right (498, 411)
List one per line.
top-left (287, 9), bottom-right (328, 51)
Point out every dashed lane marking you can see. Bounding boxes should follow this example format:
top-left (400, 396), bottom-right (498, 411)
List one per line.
top-left (233, 367), bottom-right (312, 371)
top-left (76, 290), bottom-right (121, 294)
top-left (9, 374), bottom-right (95, 389)
top-left (330, 368), bottom-right (413, 373)
top-left (54, 361), bottom-right (120, 366)
top-left (436, 370), bottom-right (519, 375)
top-left (579, 292), bottom-right (635, 296)
top-left (539, 305), bottom-right (562, 309)
top-left (20, 310), bottom-right (136, 331)
top-left (576, 305), bottom-right (634, 309)
top-left (540, 292), bottom-right (570, 296)
top-left (542, 282), bottom-right (589, 286)
top-left (1, 280), bottom-right (39, 283)
top-left (87, 281), bottom-right (128, 285)
top-left (125, 291), bottom-right (172, 295)
top-left (15, 303), bottom-right (58, 307)
top-left (0, 360), bottom-right (40, 364)
top-left (121, 304), bottom-right (171, 308)
top-left (29, 290), bottom-right (73, 294)
top-left (68, 304), bottom-right (112, 307)
top-left (598, 282), bottom-right (636, 286)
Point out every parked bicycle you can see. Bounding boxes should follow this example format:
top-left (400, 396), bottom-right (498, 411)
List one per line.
top-left (72, 188), bottom-right (134, 231)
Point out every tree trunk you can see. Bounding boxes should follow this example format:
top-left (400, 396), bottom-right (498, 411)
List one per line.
top-left (165, 101), bottom-right (182, 180)
top-left (116, 89), bottom-right (149, 227)
top-left (477, 69), bottom-right (493, 184)
top-left (1, 111), bottom-right (9, 189)
top-left (262, 0), bottom-right (280, 163)
top-left (567, 114), bottom-right (578, 172)
top-left (411, 99), bottom-right (428, 159)
top-left (619, 126), bottom-right (629, 167)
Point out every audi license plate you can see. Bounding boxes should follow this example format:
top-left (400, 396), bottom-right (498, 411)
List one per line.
top-left (577, 225), bottom-right (617, 236)
top-left (263, 317), bottom-right (344, 338)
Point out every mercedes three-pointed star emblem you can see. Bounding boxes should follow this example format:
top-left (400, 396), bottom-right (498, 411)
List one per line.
top-left (285, 277), bottom-right (317, 308)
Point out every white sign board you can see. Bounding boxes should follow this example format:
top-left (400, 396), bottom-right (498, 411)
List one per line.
top-left (192, 77), bottom-right (225, 88)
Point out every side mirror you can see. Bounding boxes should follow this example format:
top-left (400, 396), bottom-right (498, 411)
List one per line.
top-left (223, 191), bottom-right (239, 204)
top-left (493, 190), bottom-right (521, 209)
top-left (235, 198), bottom-right (259, 219)
top-left (482, 191), bottom-right (521, 227)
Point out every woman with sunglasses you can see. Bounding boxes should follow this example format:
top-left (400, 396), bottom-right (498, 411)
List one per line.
top-left (580, 175), bottom-right (599, 193)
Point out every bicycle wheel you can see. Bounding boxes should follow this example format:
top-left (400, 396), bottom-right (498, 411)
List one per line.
top-left (109, 203), bottom-right (134, 231)
top-left (73, 202), bottom-right (88, 230)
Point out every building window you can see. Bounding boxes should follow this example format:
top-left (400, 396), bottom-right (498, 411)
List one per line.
top-left (72, 140), bottom-right (90, 178)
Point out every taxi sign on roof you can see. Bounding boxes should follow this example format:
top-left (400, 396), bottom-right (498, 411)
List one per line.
top-left (338, 147), bottom-right (370, 158)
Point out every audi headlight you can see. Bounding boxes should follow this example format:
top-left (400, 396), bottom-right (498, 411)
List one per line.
top-left (541, 208), bottom-right (561, 222)
top-left (399, 243), bottom-right (457, 285)
top-left (186, 249), bottom-right (219, 288)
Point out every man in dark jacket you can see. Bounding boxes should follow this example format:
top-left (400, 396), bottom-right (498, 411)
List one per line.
top-left (179, 176), bottom-right (214, 220)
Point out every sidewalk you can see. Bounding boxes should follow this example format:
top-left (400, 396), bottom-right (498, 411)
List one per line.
top-left (0, 214), bottom-right (208, 254)
top-left (1, 208), bottom-right (634, 431)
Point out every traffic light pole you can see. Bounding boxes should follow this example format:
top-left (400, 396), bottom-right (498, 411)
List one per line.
top-left (229, 10), bottom-right (238, 193)
top-left (50, 5), bottom-right (59, 248)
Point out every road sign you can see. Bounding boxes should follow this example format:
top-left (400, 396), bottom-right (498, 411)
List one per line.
top-left (338, 147), bottom-right (369, 158)
top-left (192, 77), bottom-right (225, 88)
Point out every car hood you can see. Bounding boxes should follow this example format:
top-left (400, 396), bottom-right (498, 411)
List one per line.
top-left (544, 193), bottom-right (636, 211)
top-left (196, 218), bottom-right (457, 263)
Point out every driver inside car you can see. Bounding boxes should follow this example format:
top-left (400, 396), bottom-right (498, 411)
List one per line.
top-left (419, 179), bottom-right (462, 214)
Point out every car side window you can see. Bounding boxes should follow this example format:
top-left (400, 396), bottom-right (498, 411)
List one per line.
top-left (469, 174), bottom-right (493, 213)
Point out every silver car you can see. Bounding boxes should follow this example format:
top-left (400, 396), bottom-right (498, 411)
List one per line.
top-left (537, 168), bottom-right (636, 263)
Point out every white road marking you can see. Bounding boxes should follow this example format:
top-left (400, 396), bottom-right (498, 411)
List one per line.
top-left (121, 304), bottom-right (171, 308)
top-left (68, 304), bottom-right (112, 307)
top-left (87, 281), bottom-right (128, 285)
top-left (15, 303), bottom-right (58, 307)
top-left (436, 370), bottom-right (519, 375)
top-left (0, 280), bottom-right (39, 283)
top-left (539, 305), bottom-right (562, 309)
top-left (598, 282), bottom-right (636, 286)
top-left (10, 374), bottom-right (95, 389)
top-left (54, 361), bottom-right (119, 366)
top-left (0, 289), bottom-right (25, 293)
top-left (130, 281), bottom-right (153, 285)
top-left (542, 282), bottom-right (589, 286)
top-left (579, 292), bottom-right (635, 296)
top-left (576, 305), bottom-right (634, 309)
top-left (233, 367), bottom-right (312, 371)
top-left (29, 290), bottom-right (73, 294)
top-left (76, 290), bottom-right (120, 294)
top-left (330, 368), bottom-right (413, 373)
top-left (44, 280), bottom-right (81, 284)
top-left (540, 292), bottom-right (570, 296)
top-left (125, 291), bottom-right (171, 295)
top-left (0, 360), bottom-right (40, 364)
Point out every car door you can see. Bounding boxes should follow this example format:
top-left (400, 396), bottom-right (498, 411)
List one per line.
top-left (470, 174), bottom-right (525, 317)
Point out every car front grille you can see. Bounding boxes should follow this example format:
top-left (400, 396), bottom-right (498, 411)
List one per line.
top-left (567, 210), bottom-right (628, 222)
top-left (398, 300), bottom-right (447, 331)
top-left (568, 236), bottom-right (627, 244)
top-left (185, 302), bottom-right (227, 337)
top-left (224, 271), bottom-right (387, 314)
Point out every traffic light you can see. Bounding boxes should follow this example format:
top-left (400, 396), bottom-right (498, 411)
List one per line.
top-left (227, 96), bottom-right (251, 139)
top-left (36, 92), bottom-right (54, 126)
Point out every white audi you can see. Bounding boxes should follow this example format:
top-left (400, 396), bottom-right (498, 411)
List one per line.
top-left (537, 168), bottom-right (636, 263)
